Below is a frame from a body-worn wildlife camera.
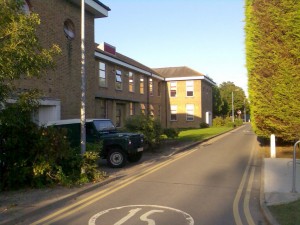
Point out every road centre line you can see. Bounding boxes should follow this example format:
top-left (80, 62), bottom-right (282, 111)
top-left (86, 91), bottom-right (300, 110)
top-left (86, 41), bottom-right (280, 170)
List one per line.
top-left (30, 149), bottom-right (198, 225)
top-left (233, 139), bottom-right (256, 225)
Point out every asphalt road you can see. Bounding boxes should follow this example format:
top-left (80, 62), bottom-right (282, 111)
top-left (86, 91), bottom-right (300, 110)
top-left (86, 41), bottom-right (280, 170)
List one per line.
top-left (26, 124), bottom-right (267, 225)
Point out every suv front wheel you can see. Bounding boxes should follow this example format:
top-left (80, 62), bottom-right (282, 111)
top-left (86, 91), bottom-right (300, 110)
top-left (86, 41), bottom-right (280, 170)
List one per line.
top-left (107, 148), bottom-right (126, 168)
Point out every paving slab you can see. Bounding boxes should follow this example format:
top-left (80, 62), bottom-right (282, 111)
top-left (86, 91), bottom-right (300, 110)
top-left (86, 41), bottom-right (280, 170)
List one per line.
top-left (264, 158), bottom-right (300, 206)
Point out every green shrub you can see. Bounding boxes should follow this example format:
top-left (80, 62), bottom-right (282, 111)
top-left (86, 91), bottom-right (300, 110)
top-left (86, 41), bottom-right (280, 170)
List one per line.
top-left (213, 116), bottom-right (243, 128)
top-left (125, 114), bottom-right (163, 149)
top-left (0, 97), bottom-right (105, 190)
top-left (199, 122), bottom-right (209, 128)
top-left (163, 128), bottom-right (179, 139)
top-left (234, 118), bottom-right (243, 127)
top-left (213, 116), bottom-right (225, 127)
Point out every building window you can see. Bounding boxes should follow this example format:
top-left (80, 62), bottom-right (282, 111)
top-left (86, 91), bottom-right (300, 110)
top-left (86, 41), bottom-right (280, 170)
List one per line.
top-left (170, 105), bottom-right (177, 121)
top-left (63, 19), bottom-right (75, 40)
top-left (158, 105), bottom-right (161, 120)
top-left (140, 77), bottom-right (144, 94)
top-left (99, 62), bottom-right (106, 87)
top-left (186, 104), bottom-right (194, 121)
top-left (22, 0), bottom-right (32, 15)
top-left (186, 80), bottom-right (194, 97)
top-left (158, 82), bottom-right (161, 97)
top-left (149, 78), bottom-right (153, 96)
top-left (99, 99), bottom-right (107, 118)
top-left (150, 104), bottom-right (154, 117)
top-left (129, 72), bottom-right (134, 92)
top-left (170, 81), bottom-right (177, 97)
top-left (130, 102), bottom-right (135, 116)
top-left (115, 70), bottom-right (122, 90)
top-left (116, 108), bottom-right (121, 127)
top-left (140, 103), bottom-right (146, 114)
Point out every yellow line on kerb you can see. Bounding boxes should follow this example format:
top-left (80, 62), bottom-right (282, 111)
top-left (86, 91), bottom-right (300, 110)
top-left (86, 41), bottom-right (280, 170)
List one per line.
top-left (233, 137), bottom-right (256, 225)
top-left (31, 149), bottom-right (197, 225)
top-left (243, 145), bottom-right (257, 225)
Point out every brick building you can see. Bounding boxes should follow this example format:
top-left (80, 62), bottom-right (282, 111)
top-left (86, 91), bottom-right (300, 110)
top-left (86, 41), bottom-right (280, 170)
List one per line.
top-left (14, 0), bottom-right (110, 125)
top-left (94, 42), bottom-right (166, 128)
top-left (153, 67), bottom-right (215, 129)
top-left (13, 1), bottom-right (215, 129)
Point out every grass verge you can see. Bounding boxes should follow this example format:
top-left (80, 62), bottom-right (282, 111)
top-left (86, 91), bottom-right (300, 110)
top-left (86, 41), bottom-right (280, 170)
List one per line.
top-left (177, 126), bottom-right (233, 142)
top-left (268, 199), bottom-right (300, 225)
top-left (258, 140), bottom-right (300, 225)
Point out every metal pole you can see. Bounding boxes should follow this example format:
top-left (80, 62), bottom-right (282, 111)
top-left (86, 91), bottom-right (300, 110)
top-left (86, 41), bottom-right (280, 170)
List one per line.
top-left (232, 91), bottom-right (234, 123)
top-left (80, 0), bottom-right (86, 155)
top-left (292, 140), bottom-right (300, 193)
top-left (244, 98), bottom-right (246, 122)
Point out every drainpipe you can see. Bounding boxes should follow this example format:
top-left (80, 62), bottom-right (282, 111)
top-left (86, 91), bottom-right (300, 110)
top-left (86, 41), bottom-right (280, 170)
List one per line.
top-left (146, 75), bottom-right (150, 117)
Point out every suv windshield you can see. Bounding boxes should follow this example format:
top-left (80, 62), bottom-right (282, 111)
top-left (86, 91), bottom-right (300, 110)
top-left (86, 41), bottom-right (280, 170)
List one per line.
top-left (93, 120), bottom-right (115, 132)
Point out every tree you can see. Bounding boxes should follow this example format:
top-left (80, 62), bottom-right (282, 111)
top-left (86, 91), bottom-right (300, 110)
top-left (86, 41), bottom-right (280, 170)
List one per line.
top-left (245, 0), bottom-right (300, 141)
top-left (218, 82), bottom-right (248, 118)
top-left (212, 86), bottom-right (228, 117)
top-left (0, 0), bottom-right (61, 100)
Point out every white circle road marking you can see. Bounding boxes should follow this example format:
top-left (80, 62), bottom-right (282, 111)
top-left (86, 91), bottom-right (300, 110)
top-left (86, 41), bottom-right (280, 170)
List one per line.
top-left (89, 205), bottom-right (194, 225)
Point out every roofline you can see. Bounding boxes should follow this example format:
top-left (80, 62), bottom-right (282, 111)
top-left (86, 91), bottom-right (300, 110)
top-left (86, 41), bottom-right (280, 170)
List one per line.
top-left (70, 0), bottom-right (110, 18)
top-left (47, 118), bottom-right (111, 126)
top-left (94, 51), bottom-right (164, 80)
top-left (166, 76), bottom-right (216, 85)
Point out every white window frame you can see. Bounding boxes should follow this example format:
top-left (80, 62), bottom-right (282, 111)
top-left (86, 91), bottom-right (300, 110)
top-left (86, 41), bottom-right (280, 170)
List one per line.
top-left (186, 80), bottom-right (194, 97)
top-left (129, 72), bottom-right (134, 92)
top-left (170, 105), bottom-right (177, 121)
top-left (170, 81), bottom-right (177, 97)
top-left (115, 70), bottom-right (122, 90)
top-left (99, 62), bottom-right (106, 87)
top-left (140, 77), bottom-right (144, 94)
top-left (149, 78), bottom-right (153, 96)
top-left (186, 104), bottom-right (194, 121)
top-left (129, 102), bottom-right (135, 116)
top-left (150, 104), bottom-right (154, 117)
top-left (140, 103), bottom-right (146, 114)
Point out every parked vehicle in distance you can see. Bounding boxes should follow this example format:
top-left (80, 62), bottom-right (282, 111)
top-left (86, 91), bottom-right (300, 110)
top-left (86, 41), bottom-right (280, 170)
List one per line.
top-left (46, 119), bottom-right (144, 168)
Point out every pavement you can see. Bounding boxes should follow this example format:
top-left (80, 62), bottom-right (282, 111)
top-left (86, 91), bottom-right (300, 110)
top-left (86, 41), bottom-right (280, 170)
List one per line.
top-left (261, 158), bottom-right (300, 225)
top-left (1, 131), bottom-right (300, 225)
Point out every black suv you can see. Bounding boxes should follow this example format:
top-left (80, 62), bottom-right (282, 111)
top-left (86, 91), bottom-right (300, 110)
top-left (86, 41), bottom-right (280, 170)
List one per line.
top-left (47, 119), bottom-right (144, 168)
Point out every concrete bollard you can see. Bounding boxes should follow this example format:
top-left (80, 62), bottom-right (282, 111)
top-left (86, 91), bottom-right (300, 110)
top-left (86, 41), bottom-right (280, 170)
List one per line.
top-left (270, 134), bottom-right (276, 158)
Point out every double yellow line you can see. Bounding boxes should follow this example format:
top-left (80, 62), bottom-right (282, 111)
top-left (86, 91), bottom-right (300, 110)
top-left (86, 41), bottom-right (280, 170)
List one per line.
top-left (31, 149), bottom-right (197, 225)
top-left (233, 137), bottom-right (257, 225)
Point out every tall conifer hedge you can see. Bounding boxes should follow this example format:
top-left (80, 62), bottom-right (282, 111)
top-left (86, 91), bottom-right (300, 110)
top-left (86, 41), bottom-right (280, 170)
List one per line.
top-left (245, 0), bottom-right (300, 141)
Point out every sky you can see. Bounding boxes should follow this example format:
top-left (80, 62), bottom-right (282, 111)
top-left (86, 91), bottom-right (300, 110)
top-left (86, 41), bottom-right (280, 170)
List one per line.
top-left (95, 0), bottom-right (247, 94)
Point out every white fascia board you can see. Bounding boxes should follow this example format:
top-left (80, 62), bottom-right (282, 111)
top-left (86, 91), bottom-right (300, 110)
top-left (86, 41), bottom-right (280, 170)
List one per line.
top-left (152, 73), bottom-right (165, 81)
top-left (95, 51), bottom-right (152, 76)
top-left (166, 76), bottom-right (216, 85)
top-left (70, 0), bottom-right (109, 18)
top-left (165, 76), bottom-right (204, 81)
top-left (86, 0), bottom-right (108, 18)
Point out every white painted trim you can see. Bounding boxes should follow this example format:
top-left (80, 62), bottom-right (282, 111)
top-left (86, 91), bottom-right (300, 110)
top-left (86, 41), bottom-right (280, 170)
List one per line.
top-left (152, 73), bottom-right (165, 81)
top-left (86, 0), bottom-right (108, 17)
top-left (95, 51), bottom-right (164, 81)
top-left (70, 0), bottom-right (109, 18)
top-left (95, 52), bottom-right (151, 76)
top-left (165, 76), bottom-right (216, 85)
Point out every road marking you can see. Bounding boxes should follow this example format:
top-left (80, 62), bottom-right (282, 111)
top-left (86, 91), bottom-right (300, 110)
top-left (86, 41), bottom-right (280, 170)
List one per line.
top-left (88, 205), bottom-right (194, 225)
top-left (30, 149), bottom-right (197, 225)
top-left (243, 149), bottom-right (257, 225)
top-left (233, 138), bottom-right (256, 225)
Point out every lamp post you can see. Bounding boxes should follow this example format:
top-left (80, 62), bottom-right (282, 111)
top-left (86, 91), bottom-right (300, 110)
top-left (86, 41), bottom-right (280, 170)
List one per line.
top-left (231, 91), bottom-right (234, 123)
top-left (244, 98), bottom-right (246, 122)
top-left (80, 0), bottom-right (86, 156)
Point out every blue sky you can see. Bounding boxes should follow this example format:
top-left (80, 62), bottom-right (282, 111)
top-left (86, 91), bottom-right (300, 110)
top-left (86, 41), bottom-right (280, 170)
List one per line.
top-left (95, 0), bottom-right (247, 94)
